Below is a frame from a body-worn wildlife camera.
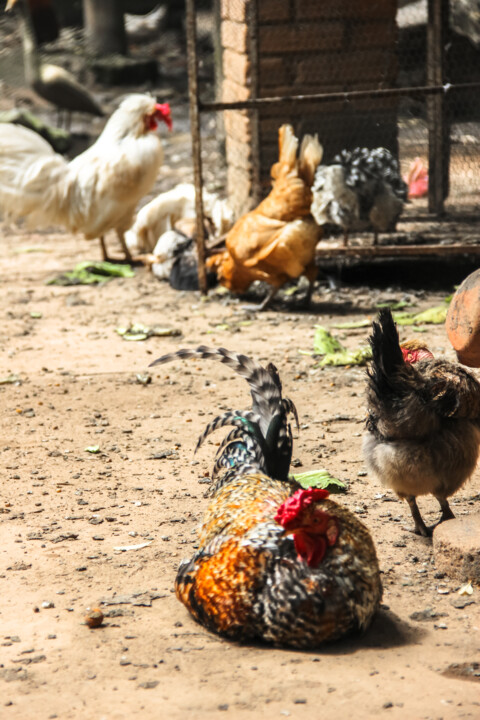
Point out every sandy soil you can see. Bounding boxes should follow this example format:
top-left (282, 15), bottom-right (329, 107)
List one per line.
top-left (0, 224), bottom-right (479, 720)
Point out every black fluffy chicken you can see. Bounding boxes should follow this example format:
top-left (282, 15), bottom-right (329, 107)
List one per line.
top-left (150, 347), bottom-right (382, 648)
top-left (363, 309), bottom-right (480, 536)
top-left (311, 147), bottom-right (407, 245)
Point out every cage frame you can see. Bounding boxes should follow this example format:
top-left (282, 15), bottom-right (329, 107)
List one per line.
top-left (186, 0), bottom-right (480, 295)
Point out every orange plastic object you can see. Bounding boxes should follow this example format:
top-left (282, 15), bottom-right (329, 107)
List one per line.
top-left (446, 269), bottom-right (480, 367)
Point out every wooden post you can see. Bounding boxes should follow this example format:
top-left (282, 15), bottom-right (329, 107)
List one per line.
top-left (186, 0), bottom-right (208, 295)
top-left (427, 0), bottom-right (450, 214)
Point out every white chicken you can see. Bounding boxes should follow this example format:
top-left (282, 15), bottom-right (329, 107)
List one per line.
top-left (0, 94), bottom-right (172, 261)
top-left (125, 182), bottom-right (234, 255)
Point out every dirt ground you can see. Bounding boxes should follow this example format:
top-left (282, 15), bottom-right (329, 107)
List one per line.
top-left (1, 9), bottom-right (480, 720)
top-left (0, 223), bottom-right (479, 720)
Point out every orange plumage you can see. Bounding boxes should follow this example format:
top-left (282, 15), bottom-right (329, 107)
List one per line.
top-left (207, 124), bottom-right (323, 309)
top-left (151, 346), bottom-right (382, 648)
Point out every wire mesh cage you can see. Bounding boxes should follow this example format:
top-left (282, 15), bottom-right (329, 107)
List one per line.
top-left (188, 0), bottom-right (480, 287)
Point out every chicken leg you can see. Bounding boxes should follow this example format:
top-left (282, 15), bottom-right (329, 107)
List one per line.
top-left (117, 231), bottom-right (133, 264)
top-left (405, 494), bottom-right (455, 537)
top-left (241, 285), bottom-right (279, 312)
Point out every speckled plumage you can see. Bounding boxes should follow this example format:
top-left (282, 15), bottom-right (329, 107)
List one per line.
top-left (363, 309), bottom-right (480, 535)
top-left (151, 347), bottom-right (382, 647)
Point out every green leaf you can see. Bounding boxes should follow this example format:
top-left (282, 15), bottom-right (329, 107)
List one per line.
top-left (0, 374), bottom-right (21, 385)
top-left (393, 305), bottom-right (448, 326)
top-left (330, 319), bottom-right (371, 329)
top-left (313, 325), bottom-right (344, 355)
top-left (293, 469), bottom-right (346, 493)
top-left (47, 261), bottom-right (135, 286)
top-left (116, 324), bottom-right (181, 341)
top-left (375, 300), bottom-right (412, 310)
top-left (316, 347), bottom-right (372, 367)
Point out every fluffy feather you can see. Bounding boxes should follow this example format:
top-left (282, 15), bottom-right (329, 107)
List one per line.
top-left (0, 94), bottom-right (172, 261)
top-left (125, 182), bottom-right (233, 254)
top-left (150, 347), bottom-right (382, 647)
top-left (363, 308), bottom-right (480, 536)
top-left (207, 124), bottom-right (323, 310)
top-left (311, 147), bottom-right (407, 244)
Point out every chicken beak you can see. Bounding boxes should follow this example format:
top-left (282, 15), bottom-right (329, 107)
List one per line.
top-left (6, 0), bottom-right (18, 11)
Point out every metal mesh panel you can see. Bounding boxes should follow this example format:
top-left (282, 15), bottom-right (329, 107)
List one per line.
top-left (192, 0), bottom-right (480, 222)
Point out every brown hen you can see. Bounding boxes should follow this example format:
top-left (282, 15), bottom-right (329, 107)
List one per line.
top-left (363, 309), bottom-right (480, 536)
top-left (207, 124), bottom-right (323, 310)
top-left (150, 347), bottom-right (382, 648)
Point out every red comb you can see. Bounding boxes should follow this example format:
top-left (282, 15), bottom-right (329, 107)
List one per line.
top-left (154, 102), bottom-right (172, 131)
top-left (275, 488), bottom-right (329, 528)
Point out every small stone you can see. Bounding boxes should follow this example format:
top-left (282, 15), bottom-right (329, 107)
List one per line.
top-left (41, 601), bottom-right (55, 609)
top-left (84, 608), bottom-right (104, 629)
top-left (138, 681), bottom-right (159, 689)
top-left (433, 515), bottom-right (480, 582)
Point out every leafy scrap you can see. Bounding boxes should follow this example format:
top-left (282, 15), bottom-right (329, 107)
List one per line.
top-left (293, 469), bottom-right (346, 493)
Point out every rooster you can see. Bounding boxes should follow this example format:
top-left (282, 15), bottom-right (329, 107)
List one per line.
top-left (0, 94), bottom-right (172, 262)
top-left (311, 147), bottom-right (407, 245)
top-left (150, 346), bottom-right (382, 648)
top-left (363, 309), bottom-right (480, 537)
top-left (206, 124), bottom-right (323, 310)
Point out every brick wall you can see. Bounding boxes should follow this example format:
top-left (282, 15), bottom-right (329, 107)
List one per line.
top-left (221, 0), bottom-right (399, 215)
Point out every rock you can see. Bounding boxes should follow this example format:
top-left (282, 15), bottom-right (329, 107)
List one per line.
top-left (433, 515), bottom-right (480, 582)
top-left (446, 269), bottom-right (480, 366)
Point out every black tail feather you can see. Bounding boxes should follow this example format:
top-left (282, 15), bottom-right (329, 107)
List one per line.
top-left (367, 309), bottom-right (405, 401)
top-left (150, 347), bottom-right (297, 482)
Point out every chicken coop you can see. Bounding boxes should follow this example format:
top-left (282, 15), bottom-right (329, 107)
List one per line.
top-left (187, 0), bottom-right (480, 292)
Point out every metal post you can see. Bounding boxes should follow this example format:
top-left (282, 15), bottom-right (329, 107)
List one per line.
top-left (427, 0), bottom-right (450, 215)
top-left (186, 0), bottom-right (208, 295)
top-left (248, 0), bottom-right (261, 206)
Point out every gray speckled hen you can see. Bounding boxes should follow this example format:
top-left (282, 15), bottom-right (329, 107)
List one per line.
top-left (311, 147), bottom-right (407, 245)
top-left (363, 309), bottom-right (480, 536)
top-left (150, 347), bottom-right (382, 648)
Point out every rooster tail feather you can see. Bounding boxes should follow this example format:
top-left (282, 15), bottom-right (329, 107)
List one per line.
top-left (194, 410), bottom-right (264, 453)
top-left (150, 347), bottom-right (297, 482)
top-left (299, 134), bottom-right (323, 187)
top-left (367, 309), bottom-right (406, 400)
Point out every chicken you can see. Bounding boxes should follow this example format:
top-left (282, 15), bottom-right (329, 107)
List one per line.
top-left (404, 157), bottom-right (429, 199)
top-left (125, 182), bottom-right (233, 255)
top-left (0, 94), bottom-right (172, 261)
top-left (149, 346), bottom-right (382, 648)
top-left (311, 147), bottom-right (407, 245)
top-left (206, 124), bottom-right (323, 310)
top-left (145, 228), bottom-right (217, 291)
top-left (363, 309), bottom-right (480, 537)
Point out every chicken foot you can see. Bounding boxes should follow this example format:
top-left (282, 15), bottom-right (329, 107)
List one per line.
top-left (241, 286), bottom-right (279, 312)
top-left (99, 233), bottom-right (133, 264)
top-left (405, 495), bottom-right (430, 537)
top-left (405, 495), bottom-right (455, 537)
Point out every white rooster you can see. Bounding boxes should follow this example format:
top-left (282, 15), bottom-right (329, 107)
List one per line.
top-left (0, 94), bottom-right (172, 261)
